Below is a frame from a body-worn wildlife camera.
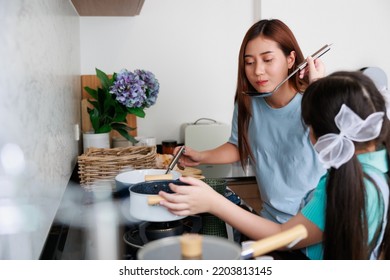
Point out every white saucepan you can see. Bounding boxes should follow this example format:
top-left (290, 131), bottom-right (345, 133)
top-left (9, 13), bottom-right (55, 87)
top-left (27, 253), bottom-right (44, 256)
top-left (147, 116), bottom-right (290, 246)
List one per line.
top-left (115, 169), bottom-right (181, 190)
top-left (129, 180), bottom-right (189, 222)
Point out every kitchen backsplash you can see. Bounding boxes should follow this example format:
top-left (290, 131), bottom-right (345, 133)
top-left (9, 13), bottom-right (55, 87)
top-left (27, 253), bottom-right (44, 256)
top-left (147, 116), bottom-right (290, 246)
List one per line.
top-left (0, 0), bottom-right (80, 259)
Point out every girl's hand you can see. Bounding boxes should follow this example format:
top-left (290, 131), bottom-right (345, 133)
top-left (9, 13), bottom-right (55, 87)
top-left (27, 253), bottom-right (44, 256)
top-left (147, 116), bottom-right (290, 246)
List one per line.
top-left (299, 56), bottom-right (325, 83)
top-left (158, 176), bottom-right (220, 216)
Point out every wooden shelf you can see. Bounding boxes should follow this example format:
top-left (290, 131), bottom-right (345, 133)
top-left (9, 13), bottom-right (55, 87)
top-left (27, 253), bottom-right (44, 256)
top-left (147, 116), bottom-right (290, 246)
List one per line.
top-left (71, 0), bottom-right (144, 16)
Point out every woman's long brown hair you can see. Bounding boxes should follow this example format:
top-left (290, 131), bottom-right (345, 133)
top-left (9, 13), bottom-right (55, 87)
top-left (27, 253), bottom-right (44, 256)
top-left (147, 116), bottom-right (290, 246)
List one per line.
top-left (301, 71), bottom-right (390, 259)
top-left (234, 19), bottom-right (309, 167)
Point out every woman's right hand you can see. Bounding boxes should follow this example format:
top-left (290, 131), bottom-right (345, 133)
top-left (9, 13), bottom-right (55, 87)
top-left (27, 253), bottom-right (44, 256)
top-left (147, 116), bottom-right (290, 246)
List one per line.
top-left (299, 56), bottom-right (326, 83)
top-left (173, 145), bottom-right (202, 167)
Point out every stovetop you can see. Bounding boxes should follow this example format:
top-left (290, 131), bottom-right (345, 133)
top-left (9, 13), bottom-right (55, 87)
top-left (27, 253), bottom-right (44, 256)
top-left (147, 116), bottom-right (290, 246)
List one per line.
top-left (40, 183), bottom-right (246, 260)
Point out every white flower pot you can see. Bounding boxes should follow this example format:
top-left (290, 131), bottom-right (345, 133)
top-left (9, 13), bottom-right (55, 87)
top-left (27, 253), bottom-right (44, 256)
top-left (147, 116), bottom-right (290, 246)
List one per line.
top-left (83, 132), bottom-right (110, 153)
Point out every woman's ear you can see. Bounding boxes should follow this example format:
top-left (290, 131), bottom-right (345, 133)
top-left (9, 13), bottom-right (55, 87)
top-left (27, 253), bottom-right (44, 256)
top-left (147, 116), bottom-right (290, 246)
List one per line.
top-left (287, 50), bottom-right (296, 70)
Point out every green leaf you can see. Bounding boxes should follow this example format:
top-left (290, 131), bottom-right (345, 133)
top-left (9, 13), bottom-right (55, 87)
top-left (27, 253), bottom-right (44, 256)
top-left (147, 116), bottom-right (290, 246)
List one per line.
top-left (127, 107), bottom-right (145, 118)
top-left (112, 124), bottom-right (137, 144)
top-left (114, 112), bottom-right (127, 123)
top-left (84, 87), bottom-right (98, 100)
top-left (111, 105), bottom-right (127, 122)
top-left (96, 124), bottom-right (111, 133)
top-left (112, 122), bottom-right (136, 132)
top-left (87, 99), bottom-right (99, 109)
top-left (97, 88), bottom-right (108, 113)
top-left (95, 68), bottom-right (111, 90)
top-left (88, 108), bottom-right (100, 132)
top-left (104, 94), bottom-right (116, 111)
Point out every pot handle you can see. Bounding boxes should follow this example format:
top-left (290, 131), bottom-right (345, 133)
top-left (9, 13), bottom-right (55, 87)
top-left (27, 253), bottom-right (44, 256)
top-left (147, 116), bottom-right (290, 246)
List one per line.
top-left (147, 195), bottom-right (165, 205)
top-left (145, 174), bottom-right (174, 181)
top-left (241, 224), bottom-right (308, 259)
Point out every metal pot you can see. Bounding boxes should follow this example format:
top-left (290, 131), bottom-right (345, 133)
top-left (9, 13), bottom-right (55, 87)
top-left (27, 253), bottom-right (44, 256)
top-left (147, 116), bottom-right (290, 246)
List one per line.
top-left (137, 224), bottom-right (308, 260)
top-left (137, 235), bottom-right (242, 260)
top-left (129, 180), bottom-right (190, 222)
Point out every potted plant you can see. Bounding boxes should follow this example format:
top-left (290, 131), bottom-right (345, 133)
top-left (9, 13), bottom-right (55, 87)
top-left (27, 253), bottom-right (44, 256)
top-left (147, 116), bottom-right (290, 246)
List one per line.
top-left (83, 68), bottom-right (159, 149)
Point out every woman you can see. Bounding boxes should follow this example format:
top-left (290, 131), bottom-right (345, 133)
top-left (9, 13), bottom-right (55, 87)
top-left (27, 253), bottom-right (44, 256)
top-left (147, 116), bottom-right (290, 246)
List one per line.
top-left (161, 71), bottom-right (390, 259)
top-left (176, 19), bottom-right (325, 223)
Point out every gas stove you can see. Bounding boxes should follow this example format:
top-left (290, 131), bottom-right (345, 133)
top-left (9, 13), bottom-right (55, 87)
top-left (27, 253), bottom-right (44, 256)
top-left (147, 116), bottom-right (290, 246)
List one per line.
top-left (121, 216), bottom-right (201, 259)
top-left (40, 183), bottom-right (244, 260)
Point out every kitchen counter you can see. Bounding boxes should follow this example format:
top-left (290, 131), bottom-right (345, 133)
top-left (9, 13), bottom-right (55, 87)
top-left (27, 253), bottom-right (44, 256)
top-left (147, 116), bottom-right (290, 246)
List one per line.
top-left (198, 163), bottom-right (261, 213)
top-left (197, 162), bottom-right (256, 180)
top-left (40, 163), bottom-right (308, 260)
top-left (40, 163), bottom-right (258, 260)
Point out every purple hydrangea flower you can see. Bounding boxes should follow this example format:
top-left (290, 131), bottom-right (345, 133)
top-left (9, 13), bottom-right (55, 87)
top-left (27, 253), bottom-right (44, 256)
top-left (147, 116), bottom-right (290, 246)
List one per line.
top-left (109, 69), bottom-right (159, 109)
top-left (134, 69), bottom-right (159, 108)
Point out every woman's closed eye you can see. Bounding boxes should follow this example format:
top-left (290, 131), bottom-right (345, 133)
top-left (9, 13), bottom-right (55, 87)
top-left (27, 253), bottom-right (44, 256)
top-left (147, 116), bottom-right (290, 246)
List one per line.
top-left (263, 57), bottom-right (273, 63)
top-left (245, 60), bottom-right (254, 65)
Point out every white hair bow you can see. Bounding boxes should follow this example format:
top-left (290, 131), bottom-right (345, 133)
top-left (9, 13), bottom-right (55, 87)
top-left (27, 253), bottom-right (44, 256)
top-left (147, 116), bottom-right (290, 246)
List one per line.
top-left (314, 104), bottom-right (384, 169)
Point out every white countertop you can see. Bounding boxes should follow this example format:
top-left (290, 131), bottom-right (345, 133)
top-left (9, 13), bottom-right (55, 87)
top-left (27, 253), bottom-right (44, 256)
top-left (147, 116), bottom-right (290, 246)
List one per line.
top-left (198, 162), bottom-right (255, 179)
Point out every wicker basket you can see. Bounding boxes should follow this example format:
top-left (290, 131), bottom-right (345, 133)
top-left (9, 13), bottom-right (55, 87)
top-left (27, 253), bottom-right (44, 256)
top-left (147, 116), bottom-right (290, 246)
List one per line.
top-left (78, 146), bottom-right (157, 188)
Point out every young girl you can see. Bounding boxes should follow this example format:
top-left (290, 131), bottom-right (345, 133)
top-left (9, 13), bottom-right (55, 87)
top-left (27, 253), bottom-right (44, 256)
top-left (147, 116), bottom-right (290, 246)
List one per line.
top-left (175, 19), bottom-right (326, 224)
top-left (160, 71), bottom-right (390, 259)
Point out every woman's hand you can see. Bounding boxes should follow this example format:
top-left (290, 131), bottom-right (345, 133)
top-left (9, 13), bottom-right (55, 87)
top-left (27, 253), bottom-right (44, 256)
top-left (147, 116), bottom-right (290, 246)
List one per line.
top-left (299, 56), bottom-right (326, 83)
top-left (158, 176), bottom-right (221, 216)
top-left (173, 146), bottom-right (202, 168)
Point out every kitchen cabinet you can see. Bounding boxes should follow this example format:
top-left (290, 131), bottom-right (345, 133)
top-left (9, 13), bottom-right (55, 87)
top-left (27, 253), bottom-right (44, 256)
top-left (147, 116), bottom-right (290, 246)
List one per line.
top-left (71, 0), bottom-right (144, 16)
top-left (228, 179), bottom-right (261, 213)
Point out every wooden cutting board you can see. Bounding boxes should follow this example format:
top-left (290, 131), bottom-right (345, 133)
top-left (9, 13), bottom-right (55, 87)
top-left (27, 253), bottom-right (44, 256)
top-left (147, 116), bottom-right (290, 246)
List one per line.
top-left (81, 98), bottom-right (92, 133)
top-left (178, 167), bottom-right (203, 176)
top-left (80, 75), bottom-right (137, 138)
top-left (178, 167), bottom-right (205, 180)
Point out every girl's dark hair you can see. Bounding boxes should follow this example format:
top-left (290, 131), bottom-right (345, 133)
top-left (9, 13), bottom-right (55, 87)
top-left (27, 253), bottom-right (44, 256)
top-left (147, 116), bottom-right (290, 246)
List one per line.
top-left (301, 71), bottom-right (390, 259)
top-left (234, 19), bottom-right (308, 167)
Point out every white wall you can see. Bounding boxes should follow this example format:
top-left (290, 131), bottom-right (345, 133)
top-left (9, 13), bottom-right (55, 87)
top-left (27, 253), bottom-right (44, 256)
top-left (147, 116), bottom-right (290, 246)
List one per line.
top-left (80, 0), bottom-right (255, 144)
top-left (259, 0), bottom-right (390, 79)
top-left (0, 0), bottom-right (80, 259)
top-left (81, 0), bottom-right (390, 144)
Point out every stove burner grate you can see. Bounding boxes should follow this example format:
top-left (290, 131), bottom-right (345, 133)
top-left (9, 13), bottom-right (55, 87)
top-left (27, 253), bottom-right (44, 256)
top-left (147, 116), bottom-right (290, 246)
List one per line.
top-left (123, 215), bottom-right (201, 249)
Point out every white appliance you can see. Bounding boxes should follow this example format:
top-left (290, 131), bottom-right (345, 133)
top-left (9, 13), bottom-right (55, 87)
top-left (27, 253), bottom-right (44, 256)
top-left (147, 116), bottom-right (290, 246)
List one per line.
top-left (183, 118), bottom-right (231, 150)
top-left (183, 118), bottom-right (255, 178)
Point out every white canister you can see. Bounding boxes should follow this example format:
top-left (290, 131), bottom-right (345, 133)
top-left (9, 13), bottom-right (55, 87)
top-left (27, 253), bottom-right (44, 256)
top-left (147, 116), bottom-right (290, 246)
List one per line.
top-left (135, 136), bottom-right (156, 147)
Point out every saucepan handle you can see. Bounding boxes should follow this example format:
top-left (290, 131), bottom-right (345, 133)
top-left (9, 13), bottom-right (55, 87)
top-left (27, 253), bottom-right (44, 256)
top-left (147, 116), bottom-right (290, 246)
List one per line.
top-left (147, 195), bottom-right (165, 205)
top-left (241, 224), bottom-right (308, 259)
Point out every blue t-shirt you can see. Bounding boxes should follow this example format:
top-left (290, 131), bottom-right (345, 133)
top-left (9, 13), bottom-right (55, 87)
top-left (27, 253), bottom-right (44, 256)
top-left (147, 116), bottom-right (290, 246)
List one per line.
top-left (229, 94), bottom-right (326, 223)
top-left (301, 149), bottom-right (389, 259)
